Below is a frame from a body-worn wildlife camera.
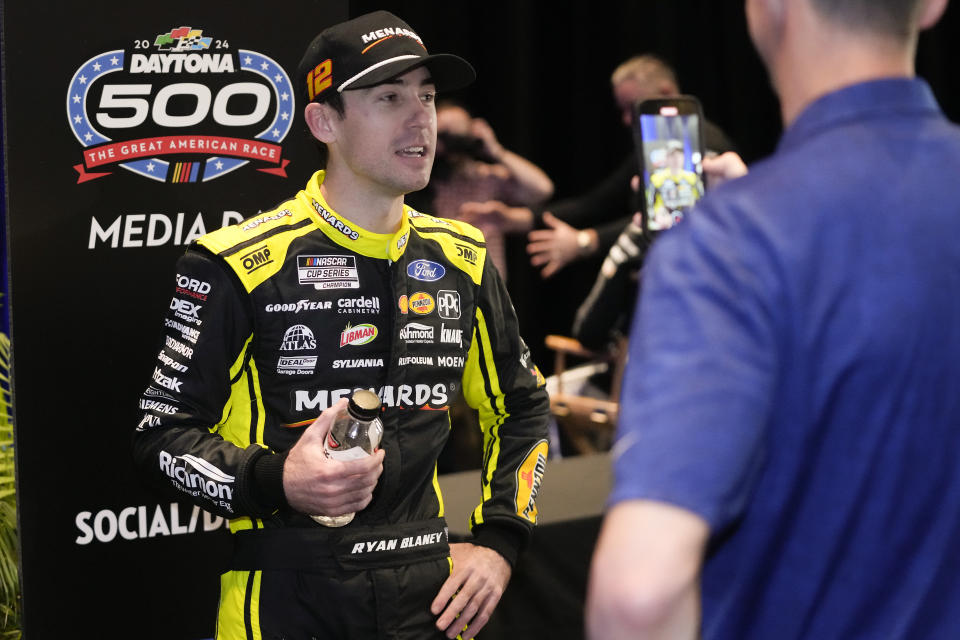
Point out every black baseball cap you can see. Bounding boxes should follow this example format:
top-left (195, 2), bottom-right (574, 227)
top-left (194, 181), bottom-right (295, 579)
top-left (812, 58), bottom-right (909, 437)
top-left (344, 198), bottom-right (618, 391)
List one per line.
top-left (297, 10), bottom-right (476, 104)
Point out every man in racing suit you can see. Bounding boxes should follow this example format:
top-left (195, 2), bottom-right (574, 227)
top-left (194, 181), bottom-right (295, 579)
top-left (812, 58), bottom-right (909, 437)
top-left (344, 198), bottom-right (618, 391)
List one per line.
top-left (132, 11), bottom-right (549, 640)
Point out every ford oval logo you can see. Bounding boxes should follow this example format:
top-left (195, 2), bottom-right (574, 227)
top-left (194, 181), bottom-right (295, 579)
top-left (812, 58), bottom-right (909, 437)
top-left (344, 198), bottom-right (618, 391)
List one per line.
top-left (407, 259), bottom-right (445, 282)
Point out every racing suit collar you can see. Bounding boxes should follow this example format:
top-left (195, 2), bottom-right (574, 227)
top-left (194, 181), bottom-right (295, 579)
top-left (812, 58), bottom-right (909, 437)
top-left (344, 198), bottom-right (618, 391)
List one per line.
top-left (300, 170), bottom-right (412, 261)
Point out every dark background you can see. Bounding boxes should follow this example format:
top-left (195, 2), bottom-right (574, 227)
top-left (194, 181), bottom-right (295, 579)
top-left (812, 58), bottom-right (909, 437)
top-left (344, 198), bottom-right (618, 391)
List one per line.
top-left (3, 2), bottom-right (959, 638)
top-left (351, 0), bottom-right (960, 374)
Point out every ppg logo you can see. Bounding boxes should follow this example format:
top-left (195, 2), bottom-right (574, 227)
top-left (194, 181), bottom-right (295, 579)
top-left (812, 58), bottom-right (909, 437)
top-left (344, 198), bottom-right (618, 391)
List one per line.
top-left (437, 290), bottom-right (461, 320)
top-left (407, 260), bottom-right (445, 282)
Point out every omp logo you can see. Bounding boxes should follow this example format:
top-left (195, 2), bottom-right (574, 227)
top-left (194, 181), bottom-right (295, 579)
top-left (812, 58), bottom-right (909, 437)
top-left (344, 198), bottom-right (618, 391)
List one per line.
top-left (67, 26), bottom-right (294, 184)
top-left (241, 245), bottom-right (272, 273)
top-left (407, 259), bottom-right (445, 282)
top-left (515, 440), bottom-right (548, 522)
top-left (455, 243), bottom-right (478, 265)
top-left (281, 324), bottom-right (317, 351)
top-left (437, 290), bottom-right (461, 319)
top-left (158, 452), bottom-right (235, 506)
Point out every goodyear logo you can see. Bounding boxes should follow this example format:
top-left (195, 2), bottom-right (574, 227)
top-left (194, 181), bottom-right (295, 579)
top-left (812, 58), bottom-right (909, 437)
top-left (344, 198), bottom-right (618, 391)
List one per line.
top-left (67, 25), bottom-right (294, 184)
top-left (515, 440), bottom-right (548, 523)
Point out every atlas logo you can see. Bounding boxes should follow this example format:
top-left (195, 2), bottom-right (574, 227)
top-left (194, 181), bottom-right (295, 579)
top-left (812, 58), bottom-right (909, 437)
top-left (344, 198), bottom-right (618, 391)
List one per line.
top-left (158, 451), bottom-right (235, 505)
top-left (280, 324), bottom-right (317, 351)
top-left (67, 26), bottom-right (294, 184)
top-left (407, 259), bottom-right (445, 282)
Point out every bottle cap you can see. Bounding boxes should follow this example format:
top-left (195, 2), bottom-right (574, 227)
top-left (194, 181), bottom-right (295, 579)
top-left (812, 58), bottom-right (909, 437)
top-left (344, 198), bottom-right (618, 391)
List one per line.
top-left (347, 389), bottom-right (382, 421)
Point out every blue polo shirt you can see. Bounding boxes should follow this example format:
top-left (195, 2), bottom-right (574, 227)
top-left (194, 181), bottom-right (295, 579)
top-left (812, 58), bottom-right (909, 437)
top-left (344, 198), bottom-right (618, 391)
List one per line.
top-left (612, 78), bottom-right (960, 639)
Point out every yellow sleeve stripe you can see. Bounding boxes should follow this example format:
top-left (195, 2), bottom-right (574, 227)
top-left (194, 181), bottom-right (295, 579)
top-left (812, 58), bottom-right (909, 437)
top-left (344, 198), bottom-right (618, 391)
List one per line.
top-left (432, 462), bottom-right (445, 518)
top-left (468, 306), bottom-right (508, 527)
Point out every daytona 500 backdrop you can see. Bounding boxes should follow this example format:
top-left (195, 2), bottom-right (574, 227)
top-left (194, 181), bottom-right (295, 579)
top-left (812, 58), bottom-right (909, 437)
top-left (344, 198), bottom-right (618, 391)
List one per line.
top-left (2, 1), bottom-right (346, 637)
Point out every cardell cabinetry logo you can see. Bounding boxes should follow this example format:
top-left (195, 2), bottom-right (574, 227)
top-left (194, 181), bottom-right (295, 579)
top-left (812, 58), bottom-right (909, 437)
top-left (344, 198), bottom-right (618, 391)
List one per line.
top-left (67, 26), bottom-right (295, 184)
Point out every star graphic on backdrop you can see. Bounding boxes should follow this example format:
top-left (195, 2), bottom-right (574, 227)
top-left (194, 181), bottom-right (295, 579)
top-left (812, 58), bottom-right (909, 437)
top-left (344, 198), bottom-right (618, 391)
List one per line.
top-left (147, 163), bottom-right (155, 172)
top-left (216, 160), bottom-right (224, 170)
top-left (93, 62), bottom-right (102, 72)
top-left (244, 56), bottom-right (252, 65)
top-left (72, 94), bottom-right (81, 104)
top-left (110, 56), bottom-right (119, 65)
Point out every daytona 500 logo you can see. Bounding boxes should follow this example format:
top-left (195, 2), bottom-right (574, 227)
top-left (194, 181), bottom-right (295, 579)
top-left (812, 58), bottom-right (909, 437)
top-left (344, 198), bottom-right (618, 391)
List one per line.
top-left (67, 25), bottom-right (294, 184)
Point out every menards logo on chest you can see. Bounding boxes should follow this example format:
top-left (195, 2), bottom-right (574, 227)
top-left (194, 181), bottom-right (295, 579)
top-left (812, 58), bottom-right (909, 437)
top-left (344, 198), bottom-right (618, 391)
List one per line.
top-left (340, 323), bottom-right (377, 347)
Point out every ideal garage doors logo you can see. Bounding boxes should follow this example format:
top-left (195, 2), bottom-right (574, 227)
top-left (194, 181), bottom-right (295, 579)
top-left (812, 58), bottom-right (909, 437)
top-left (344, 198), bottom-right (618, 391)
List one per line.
top-left (67, 25), bottom-right (294, 184)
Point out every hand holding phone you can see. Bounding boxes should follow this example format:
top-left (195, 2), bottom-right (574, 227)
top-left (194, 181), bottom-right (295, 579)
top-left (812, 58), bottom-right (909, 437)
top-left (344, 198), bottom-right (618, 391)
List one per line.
top-left (632, 96), bottom-right (707, 235)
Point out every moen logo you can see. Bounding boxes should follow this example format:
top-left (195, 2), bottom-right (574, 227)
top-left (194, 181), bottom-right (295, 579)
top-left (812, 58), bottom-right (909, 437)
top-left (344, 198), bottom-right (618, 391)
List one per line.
top-left (67, 25), bottom-right (294, 184)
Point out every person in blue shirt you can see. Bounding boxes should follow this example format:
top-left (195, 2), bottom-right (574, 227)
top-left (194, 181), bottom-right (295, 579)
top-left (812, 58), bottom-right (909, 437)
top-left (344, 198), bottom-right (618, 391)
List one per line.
top-left (586, 0), bottom-right (958, 638)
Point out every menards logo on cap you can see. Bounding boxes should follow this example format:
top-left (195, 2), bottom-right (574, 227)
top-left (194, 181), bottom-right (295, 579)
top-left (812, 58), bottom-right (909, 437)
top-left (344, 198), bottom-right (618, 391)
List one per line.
top-left (340, 323), bottom-right (378, 347)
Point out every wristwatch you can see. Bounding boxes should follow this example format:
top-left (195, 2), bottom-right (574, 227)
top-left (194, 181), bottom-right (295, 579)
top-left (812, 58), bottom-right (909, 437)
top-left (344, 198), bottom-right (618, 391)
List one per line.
top-left (577, 230), bottom-right (593, 254)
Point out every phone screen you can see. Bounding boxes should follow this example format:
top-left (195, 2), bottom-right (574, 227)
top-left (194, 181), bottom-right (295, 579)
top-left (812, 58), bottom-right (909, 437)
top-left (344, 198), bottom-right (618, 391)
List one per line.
top-left (636, 104), bottom-right (705, 233)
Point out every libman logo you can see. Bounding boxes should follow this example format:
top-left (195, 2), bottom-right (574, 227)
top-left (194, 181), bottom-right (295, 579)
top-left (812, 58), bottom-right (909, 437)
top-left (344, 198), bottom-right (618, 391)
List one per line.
top-left (340, 323), bottom-right (378, 347)
top-left (158, 451), bottom-right (234, 508)
top-left (67, 25), bottom-right (294, 184)
top-left (515, 440), bottom-right (548, 523)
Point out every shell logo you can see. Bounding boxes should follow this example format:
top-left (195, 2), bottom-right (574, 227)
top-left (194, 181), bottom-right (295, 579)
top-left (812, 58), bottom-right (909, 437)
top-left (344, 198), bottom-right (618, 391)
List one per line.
top-left (398, 295), bottom-right (409, 314)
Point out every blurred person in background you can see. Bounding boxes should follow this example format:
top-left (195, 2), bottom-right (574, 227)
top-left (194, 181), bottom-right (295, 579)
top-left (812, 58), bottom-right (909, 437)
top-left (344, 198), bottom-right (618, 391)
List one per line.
top-left (587, 0), bottom-right (959, 638)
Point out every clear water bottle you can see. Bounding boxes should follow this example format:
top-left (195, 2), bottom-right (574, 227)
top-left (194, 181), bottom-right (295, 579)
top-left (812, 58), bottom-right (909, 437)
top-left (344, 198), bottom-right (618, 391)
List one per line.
top-left (311, 389), bottom-right (384, 527)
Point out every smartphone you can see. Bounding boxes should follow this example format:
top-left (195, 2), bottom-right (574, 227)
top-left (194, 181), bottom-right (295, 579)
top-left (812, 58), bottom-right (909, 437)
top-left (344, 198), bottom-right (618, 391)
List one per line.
top-left (632, 96), bottom-right (706, 234)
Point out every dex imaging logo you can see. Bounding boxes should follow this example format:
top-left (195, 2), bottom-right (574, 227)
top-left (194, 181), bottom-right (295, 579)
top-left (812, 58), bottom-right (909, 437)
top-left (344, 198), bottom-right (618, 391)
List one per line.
top-left (67, 25), bottom-right (295, 184)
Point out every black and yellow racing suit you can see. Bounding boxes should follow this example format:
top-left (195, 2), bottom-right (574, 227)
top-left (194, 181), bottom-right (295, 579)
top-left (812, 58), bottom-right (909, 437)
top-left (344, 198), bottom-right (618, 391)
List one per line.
top-left (132, 170), bottom-right (550, 640)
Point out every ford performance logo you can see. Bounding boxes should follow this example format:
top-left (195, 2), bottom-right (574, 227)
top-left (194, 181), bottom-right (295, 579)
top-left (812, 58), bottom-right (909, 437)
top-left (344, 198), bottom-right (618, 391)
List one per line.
top-left (407, 260), bottom-right (445, 282)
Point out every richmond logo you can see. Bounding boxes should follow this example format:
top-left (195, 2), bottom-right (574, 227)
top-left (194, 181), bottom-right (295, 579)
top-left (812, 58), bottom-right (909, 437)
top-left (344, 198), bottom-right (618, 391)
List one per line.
top-left (67, 25), bottom-right (294, 184)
